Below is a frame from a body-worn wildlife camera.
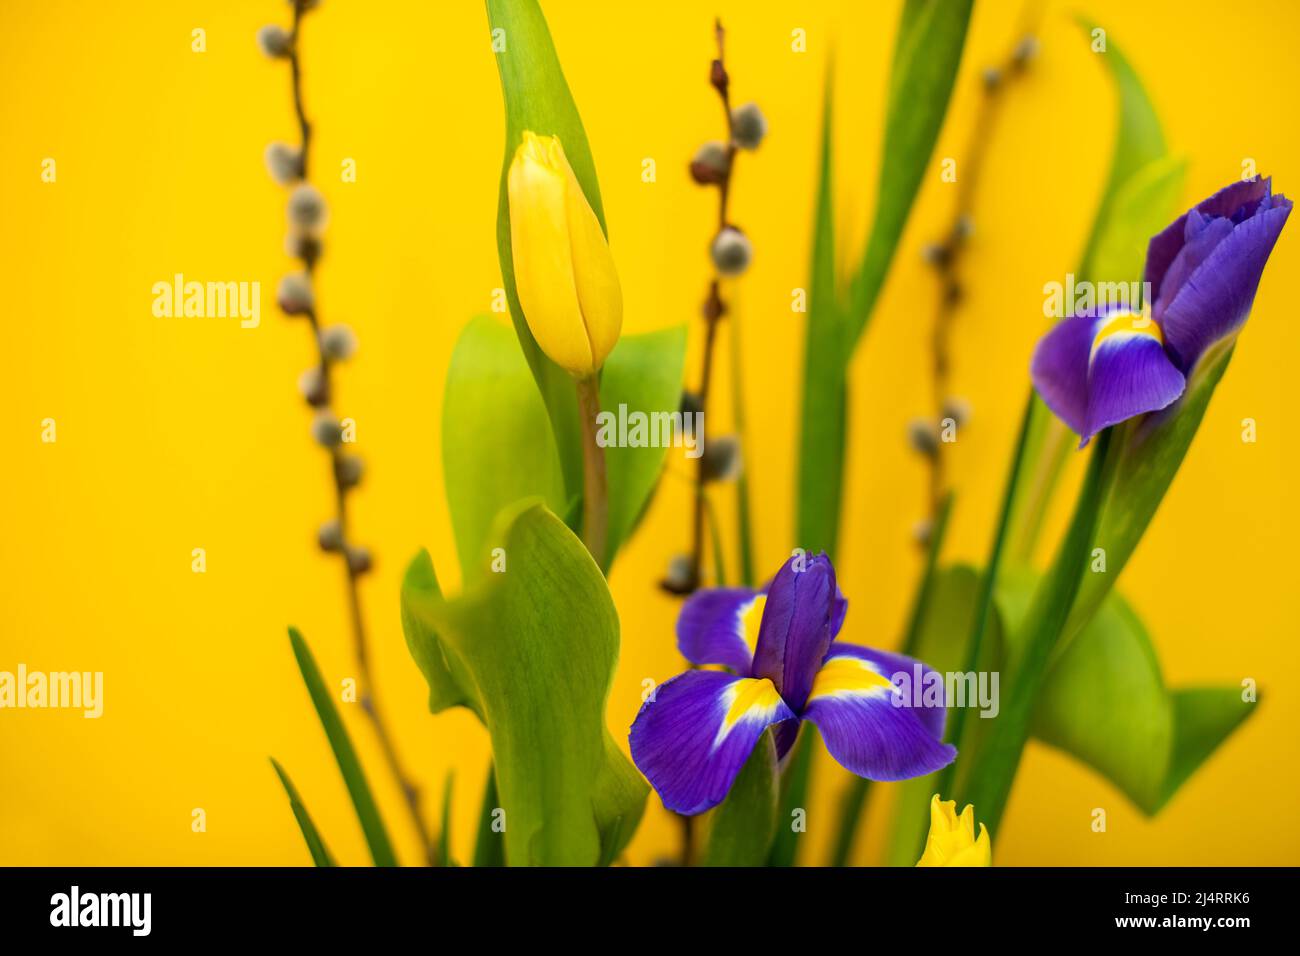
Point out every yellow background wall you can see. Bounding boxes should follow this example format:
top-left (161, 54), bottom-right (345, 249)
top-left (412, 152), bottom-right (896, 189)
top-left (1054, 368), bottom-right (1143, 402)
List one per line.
top-left (1, 0), bottom-right (1295, 866)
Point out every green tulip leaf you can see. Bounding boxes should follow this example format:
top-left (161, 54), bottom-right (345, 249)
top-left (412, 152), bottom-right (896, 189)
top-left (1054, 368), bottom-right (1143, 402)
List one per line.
top-left (443, 316), bottom-right (566, 584)
top-left (400, 549), bottom-right (480, 717)
top-left (401, 502), bottom-right (647, 865)
top-left (598, 324), bottom-right (689, 562)
top-left (701, 729), bottom-right (779, 867)
top-left (443, 316), bottom-right (685, 578)
top-left (287, 627), bottom-right (398, 867)
top-left (488, 0), bottom-right (608, 501)
top-left (269, 758), bottom-right (337, 867)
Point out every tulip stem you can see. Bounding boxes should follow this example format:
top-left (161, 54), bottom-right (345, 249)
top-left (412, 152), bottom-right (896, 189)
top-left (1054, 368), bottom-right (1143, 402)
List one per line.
top-left (576, 374), bottom-right (609, 569)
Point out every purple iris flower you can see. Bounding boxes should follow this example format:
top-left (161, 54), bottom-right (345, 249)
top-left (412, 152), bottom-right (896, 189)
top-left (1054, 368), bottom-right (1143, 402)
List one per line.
top-left (1032, 177), bottom-right (1291, 445)
top-left (629, 553), bottom-right (955, 815)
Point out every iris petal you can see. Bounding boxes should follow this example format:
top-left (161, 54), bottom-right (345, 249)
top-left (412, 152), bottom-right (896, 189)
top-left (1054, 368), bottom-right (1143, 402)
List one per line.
top-left (675, 587), bottom-right (763, 674)
top-left (751, 553), bottom-right (837, 712)
top-left (1158, 194), bottom-right (1292, 374)
top-left (802, 652), bottom-right (957, 782)
top-left (1029, 313), bottom-right (1095, 437)
top-left (628, 671), bottom-right (794, 815)
top-left (1144, 177), bottom-right (1273, 300)
top-left (1082, 318), bottom-right (1185, 443)
top-left (823, 641), bottom-right (948, 740)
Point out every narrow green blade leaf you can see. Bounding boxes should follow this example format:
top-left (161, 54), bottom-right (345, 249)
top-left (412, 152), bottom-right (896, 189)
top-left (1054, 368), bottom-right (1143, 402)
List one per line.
top-left (402, 503), bottom-right (647, 865)
top-left (443, 317), bottom-right (566, 583)
top-left (269, 758), bottom-right (337, 867)
top-left (846, 0), bottom-right (973, 341)
top-left (957, 430), bottom-right (1116, 835)
top-left (436, 771), bottom-right (455, 867)
top-left (701, 730), bottom-right (779, 867)
top-left (288, 627), bottom-right (398, 867)
top-left (796, 73), bottom-right (846, 555)
top-left (488, 0), bottom-right (608, 501)
top-left (798, 0), bottom-right (972, 554)
top-left (880, 565), bottom-right (1003, 867)
top-left (472, 764), bottom-right (506, 867)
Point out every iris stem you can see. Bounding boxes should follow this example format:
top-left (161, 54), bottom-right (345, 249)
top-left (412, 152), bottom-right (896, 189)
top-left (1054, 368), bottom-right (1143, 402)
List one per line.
top-left (930, 394), bottom-right (1033, 834)
top-left (576, 374), bottom-right (608, 569)
top-left (957, 427), bottom-right (1117, 834)
top-left (827, 492), bottom-right (954, 867)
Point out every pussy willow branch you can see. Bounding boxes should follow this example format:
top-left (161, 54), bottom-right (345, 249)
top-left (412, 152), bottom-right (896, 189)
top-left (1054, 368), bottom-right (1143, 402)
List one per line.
top-left (686, 18), bottom-right (738, 594)
top-left (284, 2), bottom-right (435, 865)
top-left (923, 10), bottom-right (1042, 525)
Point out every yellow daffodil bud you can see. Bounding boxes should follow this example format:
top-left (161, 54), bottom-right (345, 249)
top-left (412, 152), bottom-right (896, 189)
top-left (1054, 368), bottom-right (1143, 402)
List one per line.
top-left (507, 131), bottom-right (622, 377)
top-left (916, 794), bottom-right (992, 867)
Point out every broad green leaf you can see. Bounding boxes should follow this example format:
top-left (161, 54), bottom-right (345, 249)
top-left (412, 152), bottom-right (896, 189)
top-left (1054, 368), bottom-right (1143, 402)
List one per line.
top-left (269, 758), bottom-right (336, 867)
top-left (401, 503), bottom-right (647, 865)
top-left (443, 317), bottom-right (565, 584)
top-left (288, 627), bottom-right (398, 867)
top-left (443, 318), bottom-right (685, 577)
top-left (701, 730), bottom-right (779, 867)
top-left (598, 325), bottom-right (689, 562)
top-left (796, 73), bottom-right (846, 555)
top-left (1163, 687), bottom-right (1258, 808)
top-left (472, 764), bottom-right (505, 867)
top-left (488, 0), bottom-right (607, 501)
top-left (400, 549), bottom-right (480, 717)
top-left (846, 0), bottom-right (974, 341)
top-left (1008, 22), bottom-right (1180, 564)
top-left (1028, 584), bottom-right (1257, 814)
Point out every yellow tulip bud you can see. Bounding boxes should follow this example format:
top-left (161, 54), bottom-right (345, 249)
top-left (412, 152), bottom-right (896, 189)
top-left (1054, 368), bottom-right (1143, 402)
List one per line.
top-left (915, 794), bottom-right (992, 867)
top-left (507, 131), bottom-right (623, 377)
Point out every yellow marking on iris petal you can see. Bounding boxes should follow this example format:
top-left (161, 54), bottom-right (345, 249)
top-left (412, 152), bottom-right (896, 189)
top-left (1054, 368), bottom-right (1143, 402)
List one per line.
top-left (1089, 309), bottom-right (1161, 364)
top-left (739, 594), bottom-right (766, 654)
top-left (715, 677), bottom-right (784, 747)
top-left (807, 655), bottom-right (892, 702)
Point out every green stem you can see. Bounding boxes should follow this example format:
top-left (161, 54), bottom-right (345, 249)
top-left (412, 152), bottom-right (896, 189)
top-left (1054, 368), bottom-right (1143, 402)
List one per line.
top-left (827, 492), bottom-right (954, 867)
top-left (576, 374), bottom-right (608, 569)
top-left (957, 427), bottom-right (1116, 834)
top-left (933, 394), bottom-right (1034, 807)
